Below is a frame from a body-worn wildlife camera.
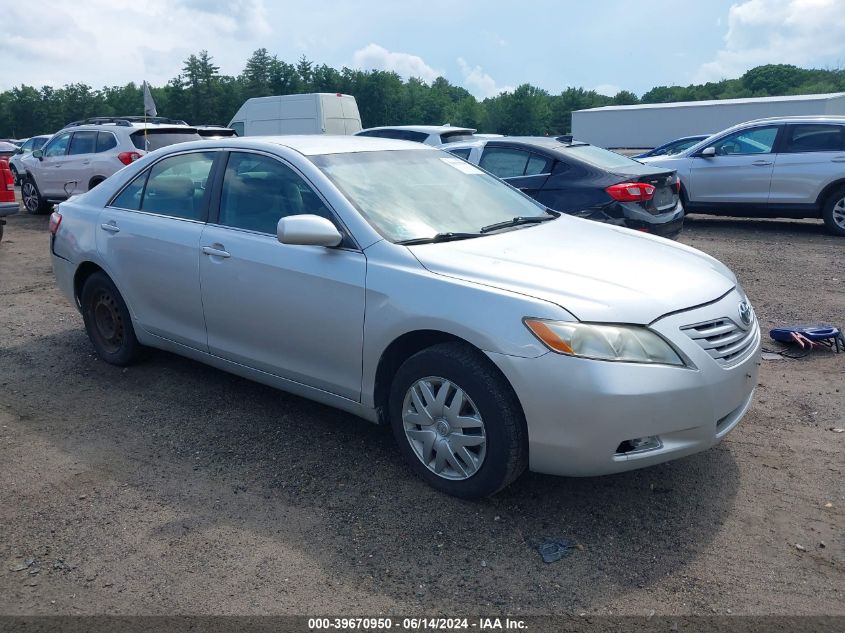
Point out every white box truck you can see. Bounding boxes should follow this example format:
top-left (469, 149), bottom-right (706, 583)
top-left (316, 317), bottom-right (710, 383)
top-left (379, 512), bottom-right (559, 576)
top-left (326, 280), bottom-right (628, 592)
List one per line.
top-left (228, 93), bottom-right (362, 136)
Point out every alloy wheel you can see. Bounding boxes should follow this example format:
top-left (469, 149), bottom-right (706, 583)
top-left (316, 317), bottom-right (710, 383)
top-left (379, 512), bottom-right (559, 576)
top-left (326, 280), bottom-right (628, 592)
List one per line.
top-left (21, 181), bottom-right (40, 213)
top-left (401, 376), bottom-right (487, 480)
top-left (832, 197), bottom-right (845, 230)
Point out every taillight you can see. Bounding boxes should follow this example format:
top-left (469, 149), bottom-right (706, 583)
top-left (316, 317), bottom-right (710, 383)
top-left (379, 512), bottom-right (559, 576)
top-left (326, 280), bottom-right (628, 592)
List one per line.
top-left (606, 182), bottom-right (656, 202)
top-left (117, 151), bottom-right (142, 165)
top-left (674, 175), bottom-right (682, 193)
top-left (0, 160), bottom-right (14, 203)
top-left (49, 210), bottom-right (62, 235)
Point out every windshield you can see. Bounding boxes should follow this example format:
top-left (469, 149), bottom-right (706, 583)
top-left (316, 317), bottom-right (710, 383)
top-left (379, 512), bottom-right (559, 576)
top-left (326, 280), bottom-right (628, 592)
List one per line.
top-left (564, 144), bottom-right (641, 170)
top-left (311, 149), bottom-right (548, 242)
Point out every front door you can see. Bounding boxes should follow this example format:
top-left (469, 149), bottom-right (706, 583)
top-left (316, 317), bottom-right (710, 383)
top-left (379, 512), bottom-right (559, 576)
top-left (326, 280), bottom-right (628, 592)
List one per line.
top-left (688, 125), bottom-right (781, 206)
top-left (38, 131), bottom-right (73, 198)
top-left (199, 151), bottom-right (366, 401)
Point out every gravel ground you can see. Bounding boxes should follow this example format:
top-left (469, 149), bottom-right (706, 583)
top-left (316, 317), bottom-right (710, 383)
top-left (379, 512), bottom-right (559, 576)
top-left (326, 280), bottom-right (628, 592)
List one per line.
top-left (0, 204), bottom-right (842, 617)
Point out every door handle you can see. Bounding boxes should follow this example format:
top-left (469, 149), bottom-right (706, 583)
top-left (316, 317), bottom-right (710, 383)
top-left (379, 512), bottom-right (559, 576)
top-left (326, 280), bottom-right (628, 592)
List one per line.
top-left (100, 222), bottom-right (120, 233)
top-left (202, 245), bottom-right (231, 258)
top-left (751, 160), bottom-right (773, 166)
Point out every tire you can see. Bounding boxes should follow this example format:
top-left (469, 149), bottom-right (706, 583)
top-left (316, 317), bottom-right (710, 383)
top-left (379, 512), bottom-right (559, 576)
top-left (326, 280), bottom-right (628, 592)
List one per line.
top-left (88, 177), bottom-right (105, 191)
top-left (0, 223), bottom-right (4, 242)
top-left (80, 272), bottom-right (143, 366)
top-left (21, 177), bottom-right (50, 215)
top-left (821, 187), bottom-right (845, 236)
top-left (388, 342), bottom-right (528, 498)
top-left (10, 164), bottom-right (20, 186)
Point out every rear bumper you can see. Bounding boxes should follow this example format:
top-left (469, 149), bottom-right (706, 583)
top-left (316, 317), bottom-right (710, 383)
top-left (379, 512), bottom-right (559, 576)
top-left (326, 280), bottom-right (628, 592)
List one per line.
top-left (0, 201), bottom-right (19, 218)
top-left (619, 199), bottom-right (685, 238)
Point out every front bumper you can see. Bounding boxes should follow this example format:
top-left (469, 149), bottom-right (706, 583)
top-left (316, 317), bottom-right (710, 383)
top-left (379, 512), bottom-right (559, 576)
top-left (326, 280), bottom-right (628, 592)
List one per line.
top-left (487, 288), bottom-right (760, 477)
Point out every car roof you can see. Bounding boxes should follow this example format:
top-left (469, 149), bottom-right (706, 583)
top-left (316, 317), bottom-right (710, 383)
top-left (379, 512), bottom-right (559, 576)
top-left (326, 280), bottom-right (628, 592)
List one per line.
top-left (357, 125), bottom-right (476, 135)
top-left (173, 134), bottom-right (437, 156)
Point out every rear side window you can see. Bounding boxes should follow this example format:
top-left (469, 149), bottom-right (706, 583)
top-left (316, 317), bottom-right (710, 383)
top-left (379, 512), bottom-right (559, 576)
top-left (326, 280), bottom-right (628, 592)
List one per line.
top-left (218, 152), bottom-right (333, 234)
top-left (131, 129), bottom-right (203, 151)
top-left (526, 154), bottom-right (552, 175)
top-left (68, 131), bottom-right (97, 155)
top-left (111, 151), bottom-right (215, 219)
top-left (230, 121), bottom-right (244, 136)
top-left (96, 132), bottom-right (117, 153)
top-left (480, 148), bottom-right (530, 178)
top-left (43, 132), bottom-right (72, 158)
top-left (783, 124), bottom-right (845, 153)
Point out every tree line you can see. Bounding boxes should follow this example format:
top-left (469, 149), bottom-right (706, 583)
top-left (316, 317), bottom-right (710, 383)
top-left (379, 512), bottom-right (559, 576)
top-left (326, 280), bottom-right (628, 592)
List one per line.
top-left (1, 51), bottom-right (843, 139)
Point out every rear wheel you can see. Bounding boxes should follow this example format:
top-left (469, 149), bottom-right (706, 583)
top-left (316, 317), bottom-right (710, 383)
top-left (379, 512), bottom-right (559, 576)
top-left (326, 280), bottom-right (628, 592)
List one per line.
top-left (10, 164), bottom-right (20, 186)
top-left (822, 187), bottom-right (845, 236)
top-left (21, 177), bottom-right (50, 214)
top-left (81, 272), bottom-right (143, 366)
top-left (388, 342), bottom-right (527, 498)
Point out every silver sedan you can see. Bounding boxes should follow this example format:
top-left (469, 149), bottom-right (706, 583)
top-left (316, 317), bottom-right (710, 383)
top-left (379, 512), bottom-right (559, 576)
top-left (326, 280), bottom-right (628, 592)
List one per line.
top-left (50, 136), bottom-right (760, 498)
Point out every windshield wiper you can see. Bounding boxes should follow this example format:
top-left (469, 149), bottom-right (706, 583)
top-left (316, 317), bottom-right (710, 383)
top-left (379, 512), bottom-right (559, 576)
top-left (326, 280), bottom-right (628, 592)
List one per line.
top-left (480, 210), bottom-right (560, 234)
top-left (395, 232), bottom-right (482, 246)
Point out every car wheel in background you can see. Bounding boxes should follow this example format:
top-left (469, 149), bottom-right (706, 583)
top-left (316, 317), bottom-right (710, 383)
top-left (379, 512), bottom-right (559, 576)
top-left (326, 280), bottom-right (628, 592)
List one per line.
top-left (10, 164), bottom-right (20, 186)
top-left (388, 342), bottom-right (527, 498)
top-left (822, 187), bottom-right (845, 236)
top-left (21, 177), bottom-right (50, 214)
top-left (81, 272), bottom-right (143, 366)
top-left (88, 177), bottom-right (105, 190)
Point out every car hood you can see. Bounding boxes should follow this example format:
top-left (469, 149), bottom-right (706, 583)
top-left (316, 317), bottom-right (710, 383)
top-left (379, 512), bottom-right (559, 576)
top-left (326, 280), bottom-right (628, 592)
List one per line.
top-left (408, 216), bottom-right (736, 324)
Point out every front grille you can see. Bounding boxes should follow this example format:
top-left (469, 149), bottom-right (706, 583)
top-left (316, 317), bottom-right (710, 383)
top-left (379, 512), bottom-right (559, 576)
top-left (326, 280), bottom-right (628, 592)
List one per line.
top-left (681, 316), bottom-right (758, 366)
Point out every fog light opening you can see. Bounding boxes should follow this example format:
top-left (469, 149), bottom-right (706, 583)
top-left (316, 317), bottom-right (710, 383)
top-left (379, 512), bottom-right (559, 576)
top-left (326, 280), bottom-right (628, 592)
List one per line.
top-left (615, 435), bottom-right (663, 455)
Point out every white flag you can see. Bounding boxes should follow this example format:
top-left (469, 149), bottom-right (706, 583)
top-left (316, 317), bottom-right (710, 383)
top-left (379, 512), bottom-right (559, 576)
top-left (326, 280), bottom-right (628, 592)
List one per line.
top-left (143, 81), bottom-right (157, 118)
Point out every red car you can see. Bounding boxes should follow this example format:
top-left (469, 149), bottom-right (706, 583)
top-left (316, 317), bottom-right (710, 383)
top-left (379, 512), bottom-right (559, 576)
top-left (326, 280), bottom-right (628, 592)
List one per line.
top-left (0, 158), bottom-right (18, 241)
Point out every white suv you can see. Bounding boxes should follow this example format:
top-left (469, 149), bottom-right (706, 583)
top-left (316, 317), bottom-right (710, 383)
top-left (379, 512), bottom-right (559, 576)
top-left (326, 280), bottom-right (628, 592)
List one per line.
top-left (640, 116), bottom-right (845, 235)
top-left (20, 117), bottom-right (202, 214)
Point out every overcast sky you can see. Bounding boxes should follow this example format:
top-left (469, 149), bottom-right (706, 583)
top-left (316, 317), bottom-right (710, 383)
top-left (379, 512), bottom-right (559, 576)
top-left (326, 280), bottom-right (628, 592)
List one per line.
top-left (2, 0), bottom-right (844, 98)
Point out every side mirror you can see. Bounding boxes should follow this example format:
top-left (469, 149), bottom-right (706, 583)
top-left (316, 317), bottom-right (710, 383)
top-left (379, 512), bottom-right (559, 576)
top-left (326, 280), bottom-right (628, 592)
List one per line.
top-left (700, 146), bottom-right (716, 158)
top-left (277, 214), bottom-right (343, 247)
top-left (31, 149), bottom-right (43, 160)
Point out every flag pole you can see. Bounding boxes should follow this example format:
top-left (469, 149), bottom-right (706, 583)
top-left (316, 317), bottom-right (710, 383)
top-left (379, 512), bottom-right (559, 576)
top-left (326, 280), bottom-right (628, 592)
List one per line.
top-left (143, 81), bottom-right (148, 151)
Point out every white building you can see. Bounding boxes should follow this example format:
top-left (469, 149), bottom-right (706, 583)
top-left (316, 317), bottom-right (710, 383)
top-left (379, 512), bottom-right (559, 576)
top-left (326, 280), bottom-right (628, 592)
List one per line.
top-left (572, 92), bottom-right (845, 149)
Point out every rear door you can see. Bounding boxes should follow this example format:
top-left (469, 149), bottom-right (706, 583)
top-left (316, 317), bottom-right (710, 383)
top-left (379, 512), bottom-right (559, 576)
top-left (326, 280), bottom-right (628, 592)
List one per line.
top-left (64, 131), bottom-right (98, 194)
top-left (769, 123), bottom-right (845, 206)
top-left (688, 125), bottom-right (781, 205)
top-left (96, 150), bottom-right (219, 350)
top-left (198, 150), bottom-right (366, 400)
top-left (478, 145), bottom-right (551, 197)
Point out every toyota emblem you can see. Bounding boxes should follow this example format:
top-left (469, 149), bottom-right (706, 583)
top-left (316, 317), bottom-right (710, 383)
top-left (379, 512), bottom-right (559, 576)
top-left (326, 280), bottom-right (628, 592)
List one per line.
top-left (738, 301), bottom-right (752, 327)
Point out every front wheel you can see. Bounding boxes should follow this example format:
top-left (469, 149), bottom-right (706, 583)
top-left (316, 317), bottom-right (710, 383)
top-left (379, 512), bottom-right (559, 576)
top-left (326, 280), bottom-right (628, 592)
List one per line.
top-left (81, 272), bottom-right (143, 366)
top-left (822, 187), bottom-right (845, 236)
top-left (389, 342), bottom-right (528, 498)
top-left (21, 178), bottom-right (50, 215)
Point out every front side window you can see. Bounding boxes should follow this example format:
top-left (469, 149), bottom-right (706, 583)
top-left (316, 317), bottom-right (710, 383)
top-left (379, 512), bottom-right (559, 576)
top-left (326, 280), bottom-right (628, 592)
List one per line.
top-left (20, 138), bottom-right (34, 152)
top-left (31, 137), bottom-right (48, 151)
top-left (783, 124), bottom-right (844, 153)
top-left (712, 126), bottom-right (779, 155)
top-left (479, 147), bottom-right (530, 178)
top-left (312, 149), bottom-right (548, 243)
top-left (43, 132), bottom-right (72, 158)
top-left (68, 131), bottom-right (97, 156)
top-left (111, 151), bottom-right (215, 219)
top-left (218, 152), bottom-right (333, 234)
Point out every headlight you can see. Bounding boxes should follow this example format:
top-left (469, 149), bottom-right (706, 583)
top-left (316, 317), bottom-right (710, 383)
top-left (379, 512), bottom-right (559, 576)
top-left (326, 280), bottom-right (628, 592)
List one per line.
top-left (524, 319), bottom-right (686, 366)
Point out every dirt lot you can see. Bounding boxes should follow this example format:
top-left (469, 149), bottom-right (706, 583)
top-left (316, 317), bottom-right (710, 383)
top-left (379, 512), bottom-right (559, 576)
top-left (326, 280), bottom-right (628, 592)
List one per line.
top-left (0, 203), bottom-right (842, 617)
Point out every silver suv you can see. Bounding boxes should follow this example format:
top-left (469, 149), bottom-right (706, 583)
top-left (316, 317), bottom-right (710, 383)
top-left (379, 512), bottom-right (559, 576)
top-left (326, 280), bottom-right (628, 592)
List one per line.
top-left (20, 117), bottom-right (202, 214)
top-left (640, 116), bottom-right (845, 235)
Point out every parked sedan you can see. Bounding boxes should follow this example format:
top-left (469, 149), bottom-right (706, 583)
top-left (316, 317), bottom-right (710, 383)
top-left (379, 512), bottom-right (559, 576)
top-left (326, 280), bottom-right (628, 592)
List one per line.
top-left (50, 136), bottom-right (759, 498)
top-left (9, 134), bottom-right (50, 184)
top-left (634, 135), bottom-right (710, 159)
top-left (442, 136), bottom-right (685, 237)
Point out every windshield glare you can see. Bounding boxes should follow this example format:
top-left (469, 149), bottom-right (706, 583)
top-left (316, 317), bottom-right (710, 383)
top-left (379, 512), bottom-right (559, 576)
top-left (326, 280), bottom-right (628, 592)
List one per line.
top-left (311, 149), bottom-right (547, 242)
